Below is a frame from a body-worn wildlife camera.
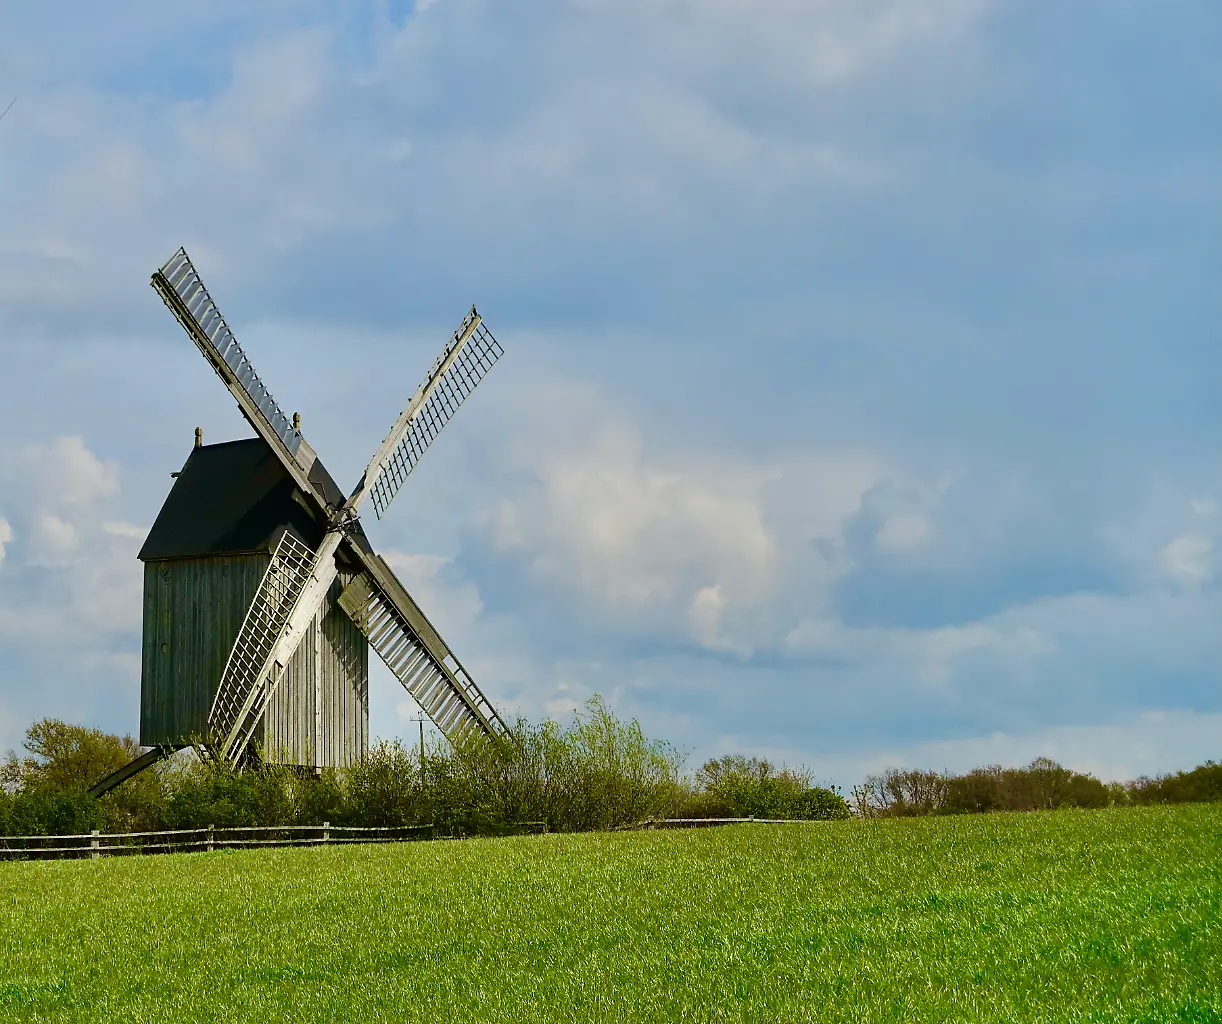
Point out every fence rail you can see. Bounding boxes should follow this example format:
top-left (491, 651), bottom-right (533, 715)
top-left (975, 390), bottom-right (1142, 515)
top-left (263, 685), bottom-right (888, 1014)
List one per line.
top-left (626, 817), bottom-right (825, 830)
top-left (0, 822), bottom-right (537, 861)
top-left (0, 817), bottom-right (813, 861)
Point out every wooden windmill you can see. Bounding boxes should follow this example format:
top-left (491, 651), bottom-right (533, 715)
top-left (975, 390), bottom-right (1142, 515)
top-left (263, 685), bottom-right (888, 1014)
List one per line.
top-left (91, 248), bottom-right (509, 795)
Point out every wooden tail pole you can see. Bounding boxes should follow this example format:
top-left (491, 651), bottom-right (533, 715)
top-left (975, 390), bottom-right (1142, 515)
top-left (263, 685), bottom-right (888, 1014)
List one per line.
top-left (87, 745), bottom-right (184, 799)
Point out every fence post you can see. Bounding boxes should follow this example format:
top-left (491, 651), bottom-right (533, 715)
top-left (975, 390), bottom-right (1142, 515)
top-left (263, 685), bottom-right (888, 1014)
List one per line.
top-left (90, 829), bottom-right (100, 861)
top-left (207, 825), bottom-right (214, 853)
top-left (322, 821), bottom-right (330, 845)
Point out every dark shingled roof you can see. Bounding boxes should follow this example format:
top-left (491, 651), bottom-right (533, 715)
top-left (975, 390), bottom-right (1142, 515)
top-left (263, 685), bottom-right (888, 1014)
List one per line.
top-left (139, 438), bottom-right (372, 561)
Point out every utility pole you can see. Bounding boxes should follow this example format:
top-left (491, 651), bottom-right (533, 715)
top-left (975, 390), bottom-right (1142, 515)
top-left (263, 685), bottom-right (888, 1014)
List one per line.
top-left (411, 714), bottom-right (426, 772)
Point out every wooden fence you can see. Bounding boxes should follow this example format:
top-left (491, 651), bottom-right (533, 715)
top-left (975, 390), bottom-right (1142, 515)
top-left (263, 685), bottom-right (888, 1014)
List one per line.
top-left (0, 822), bottom-right (547, 861)
top-left (628, 817), bottom-right (822, 829)
top-left (0, 817), bottom-right (813, 861)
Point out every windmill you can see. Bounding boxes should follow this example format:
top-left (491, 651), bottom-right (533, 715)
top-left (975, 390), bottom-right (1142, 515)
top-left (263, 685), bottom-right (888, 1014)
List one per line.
top-left (90, 248), bottom-right (510, 796)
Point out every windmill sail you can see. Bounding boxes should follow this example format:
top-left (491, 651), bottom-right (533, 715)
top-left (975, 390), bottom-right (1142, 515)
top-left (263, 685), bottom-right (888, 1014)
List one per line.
top-left (209, 529), bottom-right (340, 761)
top-left (151, 249), bottom-right (330, 513)
top-left (338, 554), bottom-right (510, 746)
top-left (363, 308), bottom-right (504, 520)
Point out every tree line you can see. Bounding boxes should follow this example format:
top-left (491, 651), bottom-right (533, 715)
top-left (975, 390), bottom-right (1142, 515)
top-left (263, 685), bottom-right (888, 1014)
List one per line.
top-left (0, 699), bottom-right (849, 837)
top-left (1, 699), bottom-right (1217, 838)
top-left (851, 757), bottom-right (1222, 818)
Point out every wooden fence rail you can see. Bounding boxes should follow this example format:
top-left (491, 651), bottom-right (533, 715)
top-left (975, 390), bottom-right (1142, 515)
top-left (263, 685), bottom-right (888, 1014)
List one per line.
top-left (0, 817), bottom-right (814, 861)
top-left (628, 817), bottom-right (823, 829)
top-left (0, 822), bottom-right (515, 861)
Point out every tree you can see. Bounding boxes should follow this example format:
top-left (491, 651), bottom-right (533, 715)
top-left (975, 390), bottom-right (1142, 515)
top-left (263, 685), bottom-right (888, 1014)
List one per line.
top-left (2, 718), bottom-right (169, 832)
top-left (697, 755), bottom-right (848, 820)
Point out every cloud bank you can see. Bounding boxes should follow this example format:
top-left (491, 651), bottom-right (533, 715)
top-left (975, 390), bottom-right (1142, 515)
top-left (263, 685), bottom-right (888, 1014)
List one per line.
top-left (0, 0), bottom-right (1217, 783)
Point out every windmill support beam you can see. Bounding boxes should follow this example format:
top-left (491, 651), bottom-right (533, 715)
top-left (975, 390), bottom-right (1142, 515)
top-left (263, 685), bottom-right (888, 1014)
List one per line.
top-left (87, 745), bottom-right (185, 799)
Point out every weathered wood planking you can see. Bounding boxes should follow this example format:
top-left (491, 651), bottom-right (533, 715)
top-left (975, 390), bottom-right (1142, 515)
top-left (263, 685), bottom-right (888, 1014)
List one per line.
top-left (140, 557), bottom-right (368, 768)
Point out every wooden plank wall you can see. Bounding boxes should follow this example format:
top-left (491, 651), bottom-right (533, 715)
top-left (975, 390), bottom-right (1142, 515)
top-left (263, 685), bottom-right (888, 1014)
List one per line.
top-left (320, 598), bottom-right (370, 766)
top-left (141, 559), bottom-right (369, 767)
top-left (260, 580), bottom-right (369, 769)
top-left (140, 556), bottom-right (266, 746)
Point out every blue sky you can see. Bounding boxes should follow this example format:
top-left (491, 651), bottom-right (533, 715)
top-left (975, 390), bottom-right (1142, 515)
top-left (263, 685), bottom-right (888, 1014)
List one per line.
top-left (0, 0), bottom-right (1217, 786)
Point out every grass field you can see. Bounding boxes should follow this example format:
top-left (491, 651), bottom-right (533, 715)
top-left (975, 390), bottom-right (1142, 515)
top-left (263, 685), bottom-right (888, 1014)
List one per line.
top-left (1, 804), bottom-right (1219, 1023)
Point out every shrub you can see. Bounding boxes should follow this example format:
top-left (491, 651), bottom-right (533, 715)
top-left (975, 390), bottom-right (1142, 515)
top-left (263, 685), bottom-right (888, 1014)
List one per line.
top-left (2, 718), bottom-right (169, 832)
top-left (942, 767), bottom-right (1007, 815)
top-left (164, 757), bottom-right (297, 828)
top-left (858, 760), bottom-right (1113, 817)
top-left (695, 756), bottom-right (849, 820)
top-left (8, 707), bottom-right (1209, 840)
top-left (447, 698), bottom-right (684, 832)
top-left (853, 769), bottom-right (948, 818)
top-left (343, 740), bottom-right (427, 827)
top-left (1128, 760), bottom-right (1222, 806)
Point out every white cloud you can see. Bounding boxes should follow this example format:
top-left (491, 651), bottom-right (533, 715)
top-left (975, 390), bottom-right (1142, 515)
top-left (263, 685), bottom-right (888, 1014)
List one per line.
top-left (1105, 487), bottom-right (1221, 590)
top-left (0, 519), bottom-right (12, 567)
top-left (12, 435), bottom-right (119, 511)
top-left (29, 514), bottom-right (80, 566)
top-left (103, 521), bottom-right (147, 540)
top-left (484, 424), bottom-right (774, 616)
top-left (1163, 533), bottom-right (1213, 582)
top-left (875, 511), bottom-right (931, 552)
top-left (784, 611), bottom-right (1058, 692)
top-left (567, 0), bottom-right (991, 84)
top-left (381, 549), bottom-right (484, 637)
top-left (471, 382), bottom-right (888, 655)
top-left (688, 584), bottom-right (744, 656)
top-left (0, 435), bottom-right (142, 646)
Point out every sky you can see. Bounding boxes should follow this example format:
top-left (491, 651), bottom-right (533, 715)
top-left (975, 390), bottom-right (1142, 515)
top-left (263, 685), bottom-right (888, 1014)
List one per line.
top-left (0, 0), bottom-right (1217, 788)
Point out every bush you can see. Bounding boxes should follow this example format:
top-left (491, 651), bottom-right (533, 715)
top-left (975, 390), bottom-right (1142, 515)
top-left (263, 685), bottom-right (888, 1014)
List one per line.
top-left (1, 719), bottom-right (170, 833)
top-left (443, 697), bottom-right (685, 833)
top-left (120, 698), bottom-right (683, 836)
top-left (1128, 760), bottom-right (1222, 806)
top-left (342, 740), bottom-right (427, 827)
top-left (163, 758), bottom-right (299, 828)
top-left (853, 769), bottom-right (947, 818)
top-left (7, 707), bottom-right (1211, 839)
top-left (0, 787), bottom-right (100, 836)
top-left (694, 756), bottom-right (849, 820)
top-left (857, 759), bottom-right (1114, 818)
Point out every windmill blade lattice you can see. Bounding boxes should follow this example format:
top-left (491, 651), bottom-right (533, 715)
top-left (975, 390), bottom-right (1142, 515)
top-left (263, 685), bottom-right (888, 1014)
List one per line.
top-left (368, 310), bottom-right (504, 519)
top-left (338, 562), bottom-right (510, 746)
top-left (153, 249), bottom-right (303, 459)
top-left (209, 530), bottom-right (319, 760)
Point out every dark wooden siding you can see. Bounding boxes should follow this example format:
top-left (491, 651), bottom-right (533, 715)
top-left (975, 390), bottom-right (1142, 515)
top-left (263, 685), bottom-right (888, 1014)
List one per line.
top-left (141, 558), bottom-right (368, 767)
top-left (140, 556), bottom-right (267, 747)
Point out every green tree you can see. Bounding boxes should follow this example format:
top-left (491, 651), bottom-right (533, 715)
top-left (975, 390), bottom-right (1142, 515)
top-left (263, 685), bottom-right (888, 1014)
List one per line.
top-left (2, 718), bottom-right (169, 832)
top-left (696, 755), bottom-right (848, 820)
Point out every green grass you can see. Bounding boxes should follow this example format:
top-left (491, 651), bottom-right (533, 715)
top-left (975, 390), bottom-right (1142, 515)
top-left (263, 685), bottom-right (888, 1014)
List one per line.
top-left (1, 804), bottom-right (1219, 1023)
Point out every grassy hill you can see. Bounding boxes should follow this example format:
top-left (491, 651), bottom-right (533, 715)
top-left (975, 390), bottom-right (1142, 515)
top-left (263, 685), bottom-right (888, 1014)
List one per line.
top-left (1, 804), bottom-right (1219, 1023)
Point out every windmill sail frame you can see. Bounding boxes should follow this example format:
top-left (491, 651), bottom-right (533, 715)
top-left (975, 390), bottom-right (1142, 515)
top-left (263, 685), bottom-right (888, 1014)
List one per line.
top-left (338, 552), bottom-right (511, 746)
top-left (366, 310), bottom-right (505, 520)
top-left (151, 249), bottom-right (329, 514)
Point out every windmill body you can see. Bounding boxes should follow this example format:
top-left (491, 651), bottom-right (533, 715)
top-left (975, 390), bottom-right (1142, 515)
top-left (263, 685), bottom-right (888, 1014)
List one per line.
top-left (87, 247), bottom-right (511, 797)
top-left (138, 437), bottom-right (369, 768)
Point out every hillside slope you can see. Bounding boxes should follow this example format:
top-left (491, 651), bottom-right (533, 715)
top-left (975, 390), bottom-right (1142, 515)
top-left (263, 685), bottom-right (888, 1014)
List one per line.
top-left (2, 804), bottom-right (1219, 1022)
